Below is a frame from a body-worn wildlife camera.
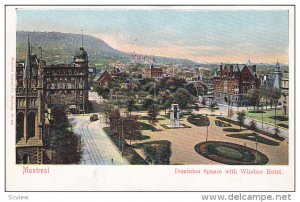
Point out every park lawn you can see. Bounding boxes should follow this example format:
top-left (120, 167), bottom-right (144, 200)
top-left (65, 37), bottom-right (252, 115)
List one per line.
top-left (245, 108), bottom-right (289, 127)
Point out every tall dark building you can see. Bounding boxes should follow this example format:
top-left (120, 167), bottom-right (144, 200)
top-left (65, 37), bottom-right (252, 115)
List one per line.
top-left (16, 36), bottom-right (90, 164)
top-left (16, 37), bottom-right (49, 164)
top-left (44, 46), bottom-right (89, 114)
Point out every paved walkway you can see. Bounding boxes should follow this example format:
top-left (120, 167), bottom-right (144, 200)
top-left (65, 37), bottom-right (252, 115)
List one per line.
top-left (130, 113), bottom-right (288, 165)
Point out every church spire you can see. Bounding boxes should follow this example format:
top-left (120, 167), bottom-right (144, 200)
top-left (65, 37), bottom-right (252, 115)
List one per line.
top-left (276, 59), bottom-right (280, 72)
top-left (24, 35), bottom-right (31, 87)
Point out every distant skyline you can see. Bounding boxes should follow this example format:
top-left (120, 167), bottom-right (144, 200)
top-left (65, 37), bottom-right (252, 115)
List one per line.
top-left (17, 8), bottom-right (289, 64)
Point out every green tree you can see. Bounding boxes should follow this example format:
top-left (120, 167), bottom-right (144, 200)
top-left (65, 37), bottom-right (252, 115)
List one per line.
top-left (148, 104), bottom-right (160, 123)
top-left (122, 116), bottom-right (141, 146)
top-left (209, 102), bottom-right (218, 112)
top-left (109, 108), bottom-right (121, 134)
top-left (174, 88), bottom-right (196, 110)
top-left (142, 97), bottom-right (156, 110)
top-left (100, 101), bottom-right (114, 123)
top-left (249, 120), bottom-right (257, 135)
top-left (126, 96), bottom-right (135, 116)
top-left (237, 110), bottom-right (246, 129)
top-left (273, 127), bottom-right (281, 138)
top-left (48, 105), bottom-right (82, 164)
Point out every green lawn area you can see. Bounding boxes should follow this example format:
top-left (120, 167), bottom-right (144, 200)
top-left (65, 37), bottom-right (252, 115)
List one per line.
top-left (245, 108), bottom-right (289, 128)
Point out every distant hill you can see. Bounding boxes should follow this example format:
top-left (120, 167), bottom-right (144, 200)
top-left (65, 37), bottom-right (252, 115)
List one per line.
top-left (16, 31), bottom-right (199, 67)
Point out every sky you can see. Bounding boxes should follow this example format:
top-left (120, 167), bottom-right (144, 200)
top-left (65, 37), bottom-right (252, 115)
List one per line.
top-left (17, 8), bottom-right (289, 64)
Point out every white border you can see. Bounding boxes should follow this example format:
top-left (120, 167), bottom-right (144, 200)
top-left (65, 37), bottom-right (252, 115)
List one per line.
top-left (5, 5), bottom-right (295, 192)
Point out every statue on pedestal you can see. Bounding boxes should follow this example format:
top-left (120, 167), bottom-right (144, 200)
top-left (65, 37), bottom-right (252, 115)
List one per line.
top-left (170, 104), bottom-right (181, 127)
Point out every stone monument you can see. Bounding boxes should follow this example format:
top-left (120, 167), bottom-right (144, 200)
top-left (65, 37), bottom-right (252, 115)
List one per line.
top-left (170, 104), bottom-right (181, 127)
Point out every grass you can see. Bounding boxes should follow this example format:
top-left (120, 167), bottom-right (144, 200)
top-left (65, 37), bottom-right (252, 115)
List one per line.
top-left (215, 146), bottom-right (243, 159)
top-left (195, 141), bottom-right (269, 165)
top-left (187, 114), bottom-right (210, 127)
top-left (216, 117), bottom-right (285, 141)
top-left (223, 128), bottom-right (243, 132)
top-left (103, 127), bottom-right (148, 165)
top-left (138, 121), bottom-right (156, 130)
top-left (133, 140), bottom-right (172, 165)
top-left (226, 133), bottom-right (280, 146)
top-left (245, 108), bottom-right (289, 127)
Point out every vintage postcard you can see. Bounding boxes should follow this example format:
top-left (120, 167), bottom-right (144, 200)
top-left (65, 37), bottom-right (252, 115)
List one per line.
top-left (5, 5), bottom-right (295, 191)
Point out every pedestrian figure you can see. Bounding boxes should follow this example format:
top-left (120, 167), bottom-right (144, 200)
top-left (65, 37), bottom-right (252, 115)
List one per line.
top-left (111, 158), bottom-right (114, 164)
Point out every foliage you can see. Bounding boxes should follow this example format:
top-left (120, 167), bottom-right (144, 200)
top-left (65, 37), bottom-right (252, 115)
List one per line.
top-left (216, 116), bottom-right (285, 141)
top-left (273, 127), bottom-right (281, 138)
top-left (103, 127), bottom-right (148, 165)
top-left (249, 120), bottom-right (257, 134)
top-left (122, 116), bottom-right (142, 145)
top-left (209, 102), bottom-right (218, 112)
top-left (100, 101), bottom-right (114, 123)
top-left (184, 82), bottom-right (207, 97)
top-left (174, 88), bottom-right (196, 110)
top-left (148, 104), bottom-right (160, 123)
top-left (142, 97), bottom-right (156, 109)
top-left (48, 105), bottom-right (82, 164)
top-left (126, 96), bottom-right (136, 115)
top-left (237, 111), bottom-right (246, 129)
top-left (142, 141), bottom-right (172, 165)
top-left (187, 114), bottom-right (210, 127)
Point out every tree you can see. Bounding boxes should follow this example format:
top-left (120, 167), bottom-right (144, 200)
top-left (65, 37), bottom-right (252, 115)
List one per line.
top-left (142, 97), bottom-right (156, 110)
top-left (184, 82), bottom-right (207, 97)
top-left (122, 116), bottom-right (141, 146)
top-left (237, 110), bottom-right (246, 129)
top-left (273, 127), bottom-right (281, 138)
top-left (109, 108), bottom-right (121, 134)
top-left (249, 120), bottom-right (257, 135)
top-left (245, 88), bottom-right (261, 109)
top-left (143, 143), bottom-right (172, 165)
top-left (228, 108), bottom-right (234, 118)
top-left (148, 104), bottom-right (160, 123)
top-left (209, 102), bottom-right (218, 112)
top-left (270, 88), bottom-right (282, 125)
top-left (174, 88), bottom-right (196, 110)
top-left (157, 89), bottom-right (174, 114)
top-left (269, 88), bottom-right (281, 109)
top-left (126, 96), bottom-right (135, 115)
top-left (100, 101), bottom-right (114, 123)
top-left (48, 105), bottom-right (82, 164)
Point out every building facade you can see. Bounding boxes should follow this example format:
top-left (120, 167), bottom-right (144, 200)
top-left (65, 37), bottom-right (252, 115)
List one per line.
top-left (44, 47), bottom-right (89, 114)
top-left (213, 63), bottom-right (260, 106)
top-left (142, 64), bottom-right (163, 79)
top-left (16, 38), bottom-right (50, 164)
top-left (16, 37), bottom-right (90, 164)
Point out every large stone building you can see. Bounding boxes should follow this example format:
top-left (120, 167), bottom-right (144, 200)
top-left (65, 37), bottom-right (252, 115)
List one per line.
top-left (16, 37), bottom-right (50, 164)
top-left (44, 46), bottom-right (89, 114)
top-left (16, 37), bottom-right (89, 164)
top-left (213, 63), bottom-right (260, 106)
top-left (142, 64), bottom-right (163, 79)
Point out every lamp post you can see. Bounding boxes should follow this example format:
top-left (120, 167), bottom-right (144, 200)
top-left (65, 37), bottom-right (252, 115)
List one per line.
top-left (121, 118), bottom-right (124, 156)
top-left (206, 114), bottom-right (209, 142)
top-left (261, 105), bottom-right (264, 130)
top-left (255, 140), bottom-right (258, 164)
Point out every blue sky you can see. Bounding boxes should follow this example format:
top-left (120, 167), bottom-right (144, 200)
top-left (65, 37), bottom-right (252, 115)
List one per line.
top-left (17, 9), bottom-right (289, 63)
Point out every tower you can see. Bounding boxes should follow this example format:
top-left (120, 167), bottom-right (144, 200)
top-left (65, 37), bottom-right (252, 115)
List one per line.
top-left (72, 32), bottom-right (89, 113)
top-left (16, 36), bottom-right (48, 164)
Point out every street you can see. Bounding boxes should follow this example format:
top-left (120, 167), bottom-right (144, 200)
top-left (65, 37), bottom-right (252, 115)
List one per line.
top-left (69, 91), bottom-right (129, 165)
